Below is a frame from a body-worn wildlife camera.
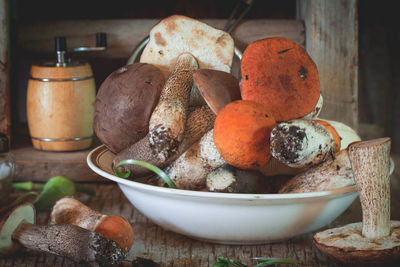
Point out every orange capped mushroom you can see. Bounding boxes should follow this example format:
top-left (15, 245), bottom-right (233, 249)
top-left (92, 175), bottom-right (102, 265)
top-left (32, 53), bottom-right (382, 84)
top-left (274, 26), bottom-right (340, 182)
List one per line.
top-left (213, 100), bottom-right (276, 170)
top-left (240, 37), bottom-right (321, 122)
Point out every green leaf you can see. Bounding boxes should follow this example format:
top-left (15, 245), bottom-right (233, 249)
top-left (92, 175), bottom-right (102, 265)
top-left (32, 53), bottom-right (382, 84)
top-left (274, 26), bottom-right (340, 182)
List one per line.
top-left (115, 159), bottom-right (176, 189)
top-left (33, 176), bottom-right (76, 212)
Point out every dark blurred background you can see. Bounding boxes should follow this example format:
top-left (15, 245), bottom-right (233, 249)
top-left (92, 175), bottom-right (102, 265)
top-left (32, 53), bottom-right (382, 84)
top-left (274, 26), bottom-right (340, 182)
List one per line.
top-left (8, 0), bottom-right (400, 152)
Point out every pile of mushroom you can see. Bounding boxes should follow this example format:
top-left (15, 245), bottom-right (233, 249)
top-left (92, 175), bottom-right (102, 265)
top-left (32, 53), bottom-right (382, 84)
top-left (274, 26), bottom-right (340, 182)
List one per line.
top-left (94, 14), bottom-right (365, 194)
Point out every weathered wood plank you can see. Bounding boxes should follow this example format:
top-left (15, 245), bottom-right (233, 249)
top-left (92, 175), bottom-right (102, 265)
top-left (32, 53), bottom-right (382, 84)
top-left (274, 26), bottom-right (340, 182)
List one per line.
top-left (1, 183), bottom-right (367, 266)
top-left (297, 0), bottom-right (358, 129)
top-left (0, 0), bottom-right (11, 139)
top-left (17, 19), bottom-right (304, 59)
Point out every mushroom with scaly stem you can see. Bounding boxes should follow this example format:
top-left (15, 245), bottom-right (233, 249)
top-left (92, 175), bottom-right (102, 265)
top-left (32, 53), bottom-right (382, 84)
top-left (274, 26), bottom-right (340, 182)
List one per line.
top-left (50, 197), bottom-right (134, 253)
top-left (313, 137), bottom-right (400, 266)
top-left (0, 202), bottom-right (125, 264)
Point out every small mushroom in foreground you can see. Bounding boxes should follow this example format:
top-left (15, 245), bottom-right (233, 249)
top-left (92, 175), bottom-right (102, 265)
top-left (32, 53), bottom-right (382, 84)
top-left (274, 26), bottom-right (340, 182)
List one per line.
top-left (50, 197), bottom-right (134, 253)
top-left (0, 203), bottom-right (125, 264)
top-left (193, 69), bottom-right (241, 114)
top-left (206, 165), bottom-right (272, 193)
top-left (313, 138), bottom-right (400, 266)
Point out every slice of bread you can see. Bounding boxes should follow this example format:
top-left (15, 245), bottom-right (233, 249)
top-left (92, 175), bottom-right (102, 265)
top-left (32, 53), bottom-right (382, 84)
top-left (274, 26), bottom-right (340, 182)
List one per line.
top-left (140, 15), bottom-right (234, 79)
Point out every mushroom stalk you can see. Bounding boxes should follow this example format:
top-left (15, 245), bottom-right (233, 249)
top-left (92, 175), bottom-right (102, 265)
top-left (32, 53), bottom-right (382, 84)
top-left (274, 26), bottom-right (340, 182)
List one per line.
top-left (149, 53), bottom-right (198, 161)
top-left (12, 222), bottom-right (125, 264)
top-left (348, 137), bottom-right (392, 238)
top-left (270, 119), bottom-right (360, 168)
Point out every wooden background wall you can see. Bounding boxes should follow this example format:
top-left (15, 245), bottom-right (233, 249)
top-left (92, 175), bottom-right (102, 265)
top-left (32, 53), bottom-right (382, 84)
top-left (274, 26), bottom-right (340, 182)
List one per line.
top-left (3, 0), bottom-right (400, 152)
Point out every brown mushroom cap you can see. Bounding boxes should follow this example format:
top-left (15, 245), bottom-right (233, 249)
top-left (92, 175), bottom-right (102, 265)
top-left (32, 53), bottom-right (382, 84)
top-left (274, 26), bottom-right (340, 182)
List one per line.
top-left (193, 69), bottom-right (241, 114)
top-left (94, 63), bottom-right (164, 154)
top-left (313, 221), bottom-right (400, 266)
top-left (0, 203), bottom-right (36, 256)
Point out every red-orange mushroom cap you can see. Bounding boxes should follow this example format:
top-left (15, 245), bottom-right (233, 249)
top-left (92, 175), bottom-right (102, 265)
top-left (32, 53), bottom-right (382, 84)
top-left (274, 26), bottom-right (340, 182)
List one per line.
top-left (213, 100), bottom-right (276, 170)
top-left (240, 37), bottom-right (321, 122)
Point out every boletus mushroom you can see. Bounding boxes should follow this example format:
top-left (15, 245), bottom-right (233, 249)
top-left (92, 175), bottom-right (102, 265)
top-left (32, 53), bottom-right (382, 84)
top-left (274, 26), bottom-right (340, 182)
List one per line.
top-left (313, 138), bottom-right (400, 266)
top-left (0, 202), bottom-right (125, 264)
top-left (193, 69), bottom-right (241, 114)
top-left (213, 100), bottom-right (276, 170)
top-left (50, 197), bottom-right (134, 253)
top-left (240, 37), bottom-right (321, 122)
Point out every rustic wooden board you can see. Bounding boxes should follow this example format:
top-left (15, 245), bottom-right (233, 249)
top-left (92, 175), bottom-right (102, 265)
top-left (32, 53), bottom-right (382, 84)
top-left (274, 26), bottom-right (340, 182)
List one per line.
top-left (0, 0), bottom-right (11, 139)
top-left (2, 170), bottom-right (400, 267)
top-left (297, 0), bottom-right (358, 130)
top-left (3, 171), bottom-right (400, 267)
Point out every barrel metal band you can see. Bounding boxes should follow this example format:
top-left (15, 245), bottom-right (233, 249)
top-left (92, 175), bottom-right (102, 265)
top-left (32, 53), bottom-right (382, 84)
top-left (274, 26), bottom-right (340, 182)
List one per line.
top-left (29, 76), bottom-right (93, 82)
top-left (31, 136), bottom-right (93, 142)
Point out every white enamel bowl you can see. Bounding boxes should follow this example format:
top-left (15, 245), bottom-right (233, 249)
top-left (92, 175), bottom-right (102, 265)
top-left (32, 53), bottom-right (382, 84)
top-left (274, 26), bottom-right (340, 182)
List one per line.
top-left (87, 145), bottom-right (358, 245)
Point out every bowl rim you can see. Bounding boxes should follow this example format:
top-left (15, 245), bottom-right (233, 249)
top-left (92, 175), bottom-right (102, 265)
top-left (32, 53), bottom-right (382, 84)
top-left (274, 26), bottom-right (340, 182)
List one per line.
top-left (87, 145), bottom-right (357, 200)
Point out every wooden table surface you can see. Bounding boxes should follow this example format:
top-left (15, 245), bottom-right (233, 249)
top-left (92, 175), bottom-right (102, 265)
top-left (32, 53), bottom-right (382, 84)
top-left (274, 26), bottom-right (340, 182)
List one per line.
top-left (1, 156), bottom-right (400, 267)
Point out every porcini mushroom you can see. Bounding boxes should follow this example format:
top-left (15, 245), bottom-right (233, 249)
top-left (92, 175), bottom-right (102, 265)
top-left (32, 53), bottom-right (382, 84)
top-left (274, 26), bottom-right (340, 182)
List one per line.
top-left (270, 119), bottom-right (360, 168)
top-left (140, 15), bottom-right (235, 107)
top-left (94, 63), bottom-right (164, 154)
top-left (313, 138), bottom-right (400, 266)
top-left (0, 202), bottom-right (125, 264)
top-left (148, 53), bottom-right (198, 161)
top-left (113, 105), bottom-right (215, 178)
top-left (213, 100), bottom-right (276, 170)
top-left (193, 69), bottom-right (241, 114)
top-left (50, 197), bottom-right (134, 253)
top-left (240, 37), bottom-right (321, 122)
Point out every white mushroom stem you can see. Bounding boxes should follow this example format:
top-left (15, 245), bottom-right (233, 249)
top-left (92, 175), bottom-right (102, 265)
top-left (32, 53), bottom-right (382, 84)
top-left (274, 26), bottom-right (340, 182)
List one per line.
top-left (348, 137), bottom-right (392, 239)
top-left (270, 119), bottom-right (360, 168)
top-left (149, 53), bottom-right (198, 161)
top-left (163, 129), bottom-right (226, 190)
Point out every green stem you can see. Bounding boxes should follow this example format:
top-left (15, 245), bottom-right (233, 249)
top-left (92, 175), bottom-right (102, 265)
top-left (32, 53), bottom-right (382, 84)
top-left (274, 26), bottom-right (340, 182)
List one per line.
top-left (115, 159), bottom-right (176, 189)
top-left (12, 182), bottom-right (44, 191)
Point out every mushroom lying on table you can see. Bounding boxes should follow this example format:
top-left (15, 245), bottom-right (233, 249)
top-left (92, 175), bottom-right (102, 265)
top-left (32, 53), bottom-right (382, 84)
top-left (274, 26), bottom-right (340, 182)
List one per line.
top-left (313, 138), bottom-right (400, 266)
top-left (0, 203), bottom-right (125, 264)
top-left (50, 197), bottom-right (134, 253)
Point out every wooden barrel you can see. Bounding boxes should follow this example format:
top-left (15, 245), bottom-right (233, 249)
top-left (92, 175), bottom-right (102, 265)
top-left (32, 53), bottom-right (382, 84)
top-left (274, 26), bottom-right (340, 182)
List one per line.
top-left (27, 61), bottom-right (96, 151)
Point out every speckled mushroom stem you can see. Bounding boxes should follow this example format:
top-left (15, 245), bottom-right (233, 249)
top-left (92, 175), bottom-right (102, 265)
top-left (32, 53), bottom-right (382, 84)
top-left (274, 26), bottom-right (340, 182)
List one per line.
top-left (12, 222), bottom-right (125, 264)
top-left (348, 137), bottom-right (392, 239)
top-left (149, 53), bottom-right (198, 161)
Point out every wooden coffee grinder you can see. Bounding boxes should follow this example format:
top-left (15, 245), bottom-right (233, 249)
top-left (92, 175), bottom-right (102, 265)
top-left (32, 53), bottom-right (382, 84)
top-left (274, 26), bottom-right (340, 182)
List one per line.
top-left (27, 34), bottom-right (106, 151)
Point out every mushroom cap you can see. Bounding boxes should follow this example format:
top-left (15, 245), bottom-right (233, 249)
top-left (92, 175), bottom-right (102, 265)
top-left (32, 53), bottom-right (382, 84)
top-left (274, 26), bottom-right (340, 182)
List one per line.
top-left (313, 221), bottom-right (400, 266)
top-left (0, 203), bottom-right (36, 256)
top-left (240, 37), bottom-right (321, 122)
top-left (213, 100), bottom-right (276, 170)
top-left (94, 63), bottom-right (165, 154)
top-left (140, 15), bottom-right (234, 79)
top-left (193, 69), bottom-right (241, 114)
